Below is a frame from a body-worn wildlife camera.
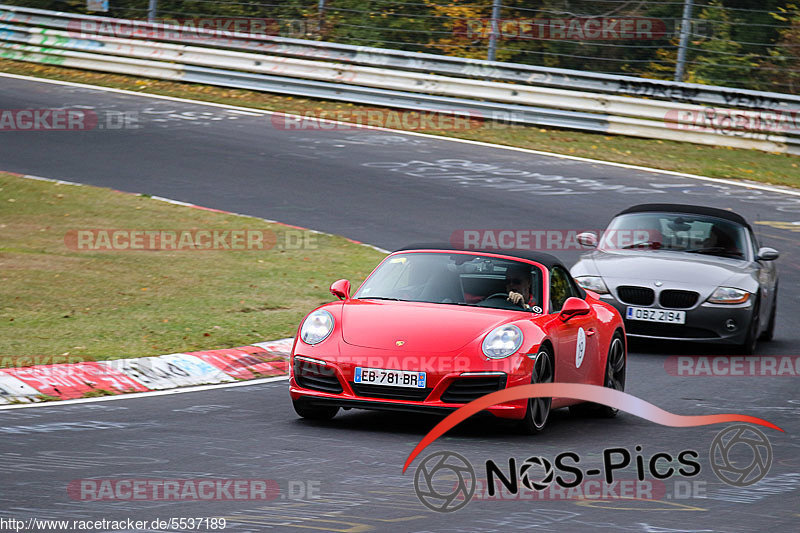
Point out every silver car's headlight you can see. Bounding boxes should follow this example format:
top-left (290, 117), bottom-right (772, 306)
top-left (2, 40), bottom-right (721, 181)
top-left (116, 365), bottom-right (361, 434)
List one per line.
top-left (300, 309), bottom-right (334, 344)
top-left (575, 276), bottom-right (609, 294)
top-left (707, 287), bottom-right (750, 304)
top-left (482, 325), bottom-right (523, 359)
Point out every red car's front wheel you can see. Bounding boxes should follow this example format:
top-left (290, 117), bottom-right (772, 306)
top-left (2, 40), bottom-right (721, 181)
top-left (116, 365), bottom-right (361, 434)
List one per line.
top-left (293, 399), bottom-right (339, 421)
top-left (518, 346), bottom-right (554, 434)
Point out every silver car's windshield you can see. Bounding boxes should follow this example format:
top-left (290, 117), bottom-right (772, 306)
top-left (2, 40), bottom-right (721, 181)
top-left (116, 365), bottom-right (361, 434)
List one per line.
top-left (601, 212), bottom-right (748, 260)
top-left (354, 253), bottom-right (543, 311)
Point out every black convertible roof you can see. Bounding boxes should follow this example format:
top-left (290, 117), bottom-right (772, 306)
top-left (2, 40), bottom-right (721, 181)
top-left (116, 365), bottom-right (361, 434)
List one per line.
top-left (394, 243), bottom-right (566, 269)
top-left (615, 203), bottom-right (751, 229)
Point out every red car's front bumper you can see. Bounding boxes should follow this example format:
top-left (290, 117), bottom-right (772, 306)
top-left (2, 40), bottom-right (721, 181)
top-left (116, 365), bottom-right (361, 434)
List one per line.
top-left (289, 348), bottom-right (536, 420)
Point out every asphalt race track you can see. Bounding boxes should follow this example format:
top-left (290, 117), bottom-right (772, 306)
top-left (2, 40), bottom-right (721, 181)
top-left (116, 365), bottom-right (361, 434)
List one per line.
top-left (1, 75), bottom-right (798, 532)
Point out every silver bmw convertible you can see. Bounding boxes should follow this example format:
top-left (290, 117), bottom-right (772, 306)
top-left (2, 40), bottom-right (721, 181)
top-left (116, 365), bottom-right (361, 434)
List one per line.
top-left (570, 204), bottom-right (779, 354)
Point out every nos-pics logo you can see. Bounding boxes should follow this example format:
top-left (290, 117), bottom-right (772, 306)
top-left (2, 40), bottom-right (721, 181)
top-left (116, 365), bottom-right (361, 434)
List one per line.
top-left (413, 451), bottom-right (476, 512)
top-left (412, 425), bottom-right (773, 512)
top-left (709, 424), bottom-right (772, 487)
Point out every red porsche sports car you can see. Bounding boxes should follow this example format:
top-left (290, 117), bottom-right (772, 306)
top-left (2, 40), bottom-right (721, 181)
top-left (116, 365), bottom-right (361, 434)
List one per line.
top-left (289, 246), bottom-right (626, 432)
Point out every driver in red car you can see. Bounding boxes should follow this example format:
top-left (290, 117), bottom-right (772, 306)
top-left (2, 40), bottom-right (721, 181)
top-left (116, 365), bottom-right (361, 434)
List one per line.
top-left (505, 263), bottom-right (535, 310)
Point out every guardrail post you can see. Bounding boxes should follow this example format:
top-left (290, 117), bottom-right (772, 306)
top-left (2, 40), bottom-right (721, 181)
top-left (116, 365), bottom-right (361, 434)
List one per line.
top-left (148, 0), bottom-right (158, 22)
top-left (487, 0), bottom-right (502, 61)
top-left (674, 0), bottom-right (693, 82)
top-left (316, 0), bottom-right (327, 36)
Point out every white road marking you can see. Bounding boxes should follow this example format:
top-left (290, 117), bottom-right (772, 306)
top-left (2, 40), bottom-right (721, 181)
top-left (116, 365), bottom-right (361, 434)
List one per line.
top-left (149, 196), bottom-right (195, 206)
top-left (225, 109), bottom-right (263, 116)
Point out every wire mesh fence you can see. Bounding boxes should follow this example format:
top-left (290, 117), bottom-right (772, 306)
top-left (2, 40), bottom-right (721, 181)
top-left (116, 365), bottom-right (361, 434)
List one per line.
top-left (2, 0), bottom-right (798, 94)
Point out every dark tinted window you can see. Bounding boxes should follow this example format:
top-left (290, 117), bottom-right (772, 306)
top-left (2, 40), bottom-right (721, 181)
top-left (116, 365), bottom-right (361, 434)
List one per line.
top-left (550, 266), bottom-right (579, 312)
top-left (602, 212), bottom-right (747, 260)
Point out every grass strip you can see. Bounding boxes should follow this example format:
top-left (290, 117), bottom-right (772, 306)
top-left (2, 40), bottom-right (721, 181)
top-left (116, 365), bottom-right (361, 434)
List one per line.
top-left (0, 172), bottom-right (384, 362)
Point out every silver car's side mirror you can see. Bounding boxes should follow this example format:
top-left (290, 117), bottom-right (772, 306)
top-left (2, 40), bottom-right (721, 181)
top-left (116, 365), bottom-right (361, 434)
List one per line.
top-left (577, 232), bottom-right (598, 248)
top-left (757, 247), bottom-right (779, 261)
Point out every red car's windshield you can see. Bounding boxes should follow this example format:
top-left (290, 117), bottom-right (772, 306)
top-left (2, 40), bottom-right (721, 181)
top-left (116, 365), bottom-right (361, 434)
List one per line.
top-left (354, 252), bottom-right (543, 311)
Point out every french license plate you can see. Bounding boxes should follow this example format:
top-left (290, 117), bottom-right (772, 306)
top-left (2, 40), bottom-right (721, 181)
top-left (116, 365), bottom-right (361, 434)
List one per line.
top-left (354, 367), bottom-right (426, 388)
top-left (626, 307), bottom-right (686, 324)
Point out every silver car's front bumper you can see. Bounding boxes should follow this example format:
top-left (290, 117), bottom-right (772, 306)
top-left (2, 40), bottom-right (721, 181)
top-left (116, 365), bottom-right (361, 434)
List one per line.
top-left (599, 294), bottom-right (754, 344)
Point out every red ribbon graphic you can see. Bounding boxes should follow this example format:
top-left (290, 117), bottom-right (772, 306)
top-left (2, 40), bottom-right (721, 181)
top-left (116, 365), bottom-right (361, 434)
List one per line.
top-left (403, 383), bottom-right (783, 473)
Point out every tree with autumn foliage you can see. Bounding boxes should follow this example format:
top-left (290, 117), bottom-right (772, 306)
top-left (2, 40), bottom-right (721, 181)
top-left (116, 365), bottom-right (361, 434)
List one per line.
top-left (422, 1), bottom-right (492, 59)
top-left (759, 3), bottom-right (800, 92)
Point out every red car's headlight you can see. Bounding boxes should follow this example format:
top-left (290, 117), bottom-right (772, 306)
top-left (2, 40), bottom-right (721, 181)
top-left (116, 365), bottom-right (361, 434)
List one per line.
top-left (482, 325), bottom-right (523, 359)
top-left (300, 309), bottom-right (334, 344)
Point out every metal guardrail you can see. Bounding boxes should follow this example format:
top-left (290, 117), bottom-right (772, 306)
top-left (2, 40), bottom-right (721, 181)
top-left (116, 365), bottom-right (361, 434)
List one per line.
top-left (0, 32), bottom-right (614, 134)
top-left (2, 3), bottom-right (798, 112)
top-left (1, 4), bottom-right (798, 155)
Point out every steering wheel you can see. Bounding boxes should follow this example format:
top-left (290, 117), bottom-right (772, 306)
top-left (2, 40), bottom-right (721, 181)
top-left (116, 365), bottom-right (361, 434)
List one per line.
top-left (479, 292), bottom-right (527, 310)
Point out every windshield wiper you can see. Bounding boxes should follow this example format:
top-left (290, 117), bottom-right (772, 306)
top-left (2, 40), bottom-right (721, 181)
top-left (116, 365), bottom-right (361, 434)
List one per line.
top-left (684, 247), bottom-right (743, 257)
top-left (413, 300), bottom-right (476, 306)
top-left (684, 247), bottom-right (725, 253)
top-left (357, 296), bottom-right (402, 301)
top-left (457, 301), bottom-right (535, 312)
top-left (622, 241), bottom-right (662, 249)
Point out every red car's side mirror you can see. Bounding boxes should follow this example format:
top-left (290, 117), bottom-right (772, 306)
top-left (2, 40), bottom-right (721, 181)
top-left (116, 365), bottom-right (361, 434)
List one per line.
top-left (559, 297), bottom-right (591, 321)
top-left (330, 279), bottom-right (351, 301)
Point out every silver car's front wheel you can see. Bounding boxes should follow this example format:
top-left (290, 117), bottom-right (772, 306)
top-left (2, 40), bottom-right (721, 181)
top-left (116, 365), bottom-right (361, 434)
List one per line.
top-left (738, 296), bottom-right (760, 355)
top-left (759, 286), bottom-right (777, 342)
